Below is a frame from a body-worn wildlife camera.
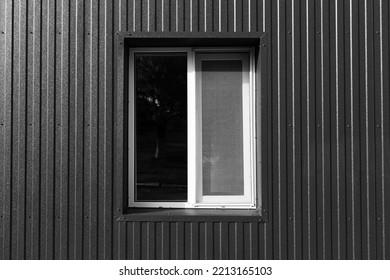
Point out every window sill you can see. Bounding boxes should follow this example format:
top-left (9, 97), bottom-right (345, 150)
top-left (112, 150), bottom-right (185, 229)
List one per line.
top-left (116, 208), bottom-right (267, 223)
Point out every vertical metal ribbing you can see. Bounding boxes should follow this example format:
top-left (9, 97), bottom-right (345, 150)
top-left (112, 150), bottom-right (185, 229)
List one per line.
top-left (379, 0), bottom-right (385, 259)
top-left (118, 0), bottom-right (121, 30)
top-left (363, 0), bottom-right (370, 259)
top-left (305, 0), bottom-right (311, 259)
top-left (204, 0), bottom-right (206, 32)
top-left (335, 0), bottom-right (341, 259)
top-left (2, 0), bottom-right (390, 261)
top-left (320, 0), bottom-right (326, 260)
top-left (1, 0), bottom-right (12, 261)
top-left (276, 0), bottom-right (282, 259)
top-left (349, 0), bottom-right (355, 259)
top-left (248, 0), bottom-right (250, 32)
top-left (175, 0), bottom-right (177, 32)
top-left (190, 0), bottom-right (192, 32)
top-left (263, 0), bottom-right (265, 32)
top-left (133, 0), bottom-right (136, 32)
top-left (218, 0), bottom-right (221, 32)
top-left (291, 0), bottom-right (296, 259)
top-left (147, 0), bottom-right (149, 32)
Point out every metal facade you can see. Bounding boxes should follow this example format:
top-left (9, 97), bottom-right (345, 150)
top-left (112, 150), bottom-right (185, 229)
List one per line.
top-left (0, 0), bottom-right (389, 260)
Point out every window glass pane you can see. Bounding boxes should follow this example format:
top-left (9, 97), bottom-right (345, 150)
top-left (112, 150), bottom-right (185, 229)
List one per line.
top-left (201, 60), bottom-right (244, 195)
top-left (135, 53), bottom-right (187, 201)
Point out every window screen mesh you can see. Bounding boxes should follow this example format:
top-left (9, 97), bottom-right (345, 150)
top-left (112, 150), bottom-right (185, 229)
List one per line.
top-left (201, 60), bottom-right (244, 195)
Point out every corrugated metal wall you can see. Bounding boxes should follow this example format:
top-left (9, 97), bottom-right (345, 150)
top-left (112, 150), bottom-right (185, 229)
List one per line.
top-left (0, 0), bottom-right (389, 260)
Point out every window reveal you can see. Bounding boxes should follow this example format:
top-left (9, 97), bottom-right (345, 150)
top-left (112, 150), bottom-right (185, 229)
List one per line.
top-left (129, 48), bottom-right (256, 209)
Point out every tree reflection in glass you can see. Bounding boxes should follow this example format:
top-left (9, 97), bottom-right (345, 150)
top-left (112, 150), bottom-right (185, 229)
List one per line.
top-left (135, 53), bottom-right (187, 201)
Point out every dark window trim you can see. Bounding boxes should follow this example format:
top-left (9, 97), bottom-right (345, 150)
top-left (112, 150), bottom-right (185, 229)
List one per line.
top-left (115, 32), bottom-right (270, 223)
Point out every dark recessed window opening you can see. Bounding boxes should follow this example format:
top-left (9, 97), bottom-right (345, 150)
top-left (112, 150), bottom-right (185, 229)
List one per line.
top-left (135, 53), bottom-right (188, 202)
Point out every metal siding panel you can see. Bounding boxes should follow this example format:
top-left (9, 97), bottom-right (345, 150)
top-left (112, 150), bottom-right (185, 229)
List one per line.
top-left (147, 222), bottom-right (156, 259)
top-left (0, 0), bottom-right (5, 260)
top-left (307, 0), bottom-right (317, 260)
top-left (290, 0), bottom-right (302, 260)
top-left (1, 0), bottom-right (390, 261)
top-left (155, 222), bottom-right (162, 259)
top-left (176, 222), bottom-right (185, 259)
top-left (170, 0), bottom-right (176, 32)
top-left (336, 0), bottom-right (347, 260)
top-left (294, 0), bottom-right (303, 260)
top-left (236, 0), bottom-right (242, 32)
top-left (25, 0), bottom-right (33, 260)
top-left (227, 0), bottom-right (234, 32)
top-left (24, 0), bottom-right (36, 260)
top-left (212, 0), bottom-right (218, 32)
top-left (54, 0), bottom-right (60, 260)
top-left (382, 0), bottom-right (390, 260)
top-left (126, 221), bottom-right (133, 259)
top-left (142, 0), bottom-right (148, 32)
top-left (141, 222), bottom-right (149, 259)
top-left (68, 0), bottom-right (85, 260)
top-left (134, 0), bottom-right (142, 32)
top-left (351, 0), bottom-right (362, 259)
top-left (119, 0), bottom-right (126, 31)
top-left (373, 0), bottom-right (384, 260)
top-left (179, 0), bottom-right (188, 32)
top-left (60, 0), bottom-right (70, 260)
top-left (155, 0), bottom-right (163, 32)
top-left (322, 0), bottom-right (333, 260)
top-left (169, 222), bottom-right (176, 259)
top-left (39, 0), bottom-right (56, 260)
top-left (149, 0), bottom-right (156, 32)
top-left (228, 222), bottom-right (235, 259)
top-left (286, 0), bottom-right (294, 260)
top-left (220, 0), bottom-right (228, 33)
top-left (199, 0), bottom-right (205, 32)
top-left (184, 222), bottom-right (191, 259)
top-left (220, 222), bottom-right (228, 259)
top-left (31, 0), bottom-right (42, 261)
top-left (205, 0), bottom-right (213, 32)
top-left (344, 0), bottom-right (353, 260)
top-left (133, 222), bottom-right (141, 259)
top-left (213, 222), bottom-right (220, 259)
top-left (162, 222), bottom-right (170, 259)
top-left (127, 0), bottom-right (134, 32)
top-left (1, 0), bottom-right (13, 260)
top-left (243, 222), bottom-right (251, 259)
top-left (192, 0), bottom-right (199, 32)
top-left (163, 0), bottom-right (170, 32)
top-left (274, 0), bottom-right (288, 260)
top-left (333, 0), bottom-right (347, 260)
top-left (97, 0), bottom-right (112, 260)
top-left (104, 0), bottom-right (114, 260)
top-left (301, 0), bottom-right (310, 259)
top-left (360, 0), bottom-right (377, 260)
top-left (191, 222), bottom-right (199, 259)
top-left (250, 222), bottom-right (259, 259)
top-left (242, 0), bottom-right (249, 32)
top-left (90, 0), bottom-right (99, 260)
top-left (329, 0), bottom-right (339, 259)
top-left (315, 0), bottom-right (325, 259)
top-left (114, 0), bottom-right (130, 261)
top-left (205, 222), bottom-right (213, 259)
top-left (83, 0), bottom-right (92, 259)
top-left (12, 0), bottom-right (27, 260)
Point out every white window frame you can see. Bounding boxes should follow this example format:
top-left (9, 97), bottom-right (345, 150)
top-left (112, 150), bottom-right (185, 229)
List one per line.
top-left (128, 47), bottom-right (256, 209)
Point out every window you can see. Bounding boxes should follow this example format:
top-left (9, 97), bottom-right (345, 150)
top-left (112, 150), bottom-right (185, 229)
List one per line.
top-left (129, 47), bottom-right (256, 209)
